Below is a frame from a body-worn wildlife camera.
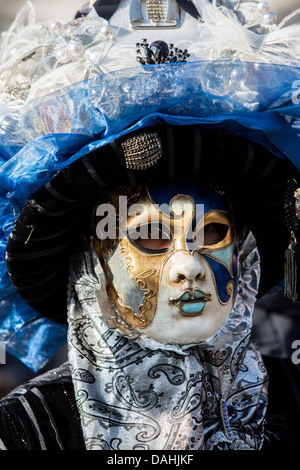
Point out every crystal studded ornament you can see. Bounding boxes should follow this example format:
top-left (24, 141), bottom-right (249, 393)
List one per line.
top-left (150, 40), bottom-right (169, 62)
top-left (136, 39), bottom-right (189, 64)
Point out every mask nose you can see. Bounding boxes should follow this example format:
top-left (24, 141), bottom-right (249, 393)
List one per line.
top-left (169, 251), bottom-right (205, 284)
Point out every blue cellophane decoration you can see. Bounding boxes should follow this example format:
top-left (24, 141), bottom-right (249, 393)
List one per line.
top-left (1, 60), bottom-right (300, 371)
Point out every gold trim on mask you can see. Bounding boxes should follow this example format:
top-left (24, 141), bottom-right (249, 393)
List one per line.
top-left (194, 210), bottom-right (235, 251)
top-left (93, 187), bottom-right (236, 329)
top-left (104, 239), bottom-right (168, 328)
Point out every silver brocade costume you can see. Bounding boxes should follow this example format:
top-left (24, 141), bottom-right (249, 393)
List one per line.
top-left (3, 0), bottom-right (300, 452)
top-left (67, 230), bottom-right (268, 450)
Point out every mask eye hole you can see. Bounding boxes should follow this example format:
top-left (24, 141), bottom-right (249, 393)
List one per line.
top-left (203, 223), bottom-right (229, 246)
top-left (128, 223), bottom-right (172, 252)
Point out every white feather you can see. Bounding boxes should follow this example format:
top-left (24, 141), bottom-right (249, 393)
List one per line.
top-left (192, 0), bottom-right (300, 65)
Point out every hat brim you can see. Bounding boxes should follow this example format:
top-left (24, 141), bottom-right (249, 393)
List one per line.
top-left (5, 122), bottom-right (298, 322)
top-left (2, 60), bottom-right (300, 325)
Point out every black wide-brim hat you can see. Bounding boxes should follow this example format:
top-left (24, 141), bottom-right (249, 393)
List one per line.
top-left (5, 121), bottom-right (299, 324)
top-left (3, 0), bottom-right (300, 372)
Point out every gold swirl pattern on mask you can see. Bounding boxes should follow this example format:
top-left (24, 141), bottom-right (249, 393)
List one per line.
top-left (107, 240), bottom-right (159, 328)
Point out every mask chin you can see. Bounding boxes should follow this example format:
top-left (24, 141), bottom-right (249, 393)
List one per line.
top-left (135, 250), bottom-right (235, 345)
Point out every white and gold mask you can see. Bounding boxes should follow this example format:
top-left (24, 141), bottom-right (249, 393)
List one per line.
top-left (93, 182), bottom-right (238, 345)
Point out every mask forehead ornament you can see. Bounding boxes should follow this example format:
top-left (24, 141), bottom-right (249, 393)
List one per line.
top-left (93, 182), bottom-right (238, 344)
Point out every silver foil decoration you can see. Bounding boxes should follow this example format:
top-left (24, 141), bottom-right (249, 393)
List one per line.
top-left (67, 230), bottom-right (268, 450)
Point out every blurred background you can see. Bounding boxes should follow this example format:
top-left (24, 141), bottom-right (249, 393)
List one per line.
top-left (0, 0), bottom-right (84, 31)
top-left (0, 0), bottom-right (300, 398)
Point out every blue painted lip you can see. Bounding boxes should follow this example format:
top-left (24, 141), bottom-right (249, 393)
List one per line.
top-left (174, 289), bottom-right (211, 316)
top-left (180, 300), bottom-right (206, 315)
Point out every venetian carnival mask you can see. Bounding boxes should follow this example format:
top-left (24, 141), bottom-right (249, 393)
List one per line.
top-left (93, 182), bottom-right (238, 345)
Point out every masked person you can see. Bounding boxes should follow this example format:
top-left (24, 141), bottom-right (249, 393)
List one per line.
top-left (0, 0), bottom-right (300, 451)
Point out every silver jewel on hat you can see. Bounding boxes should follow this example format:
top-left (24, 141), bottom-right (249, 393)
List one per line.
top-left (121, 131), bottom-right (163, 170)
